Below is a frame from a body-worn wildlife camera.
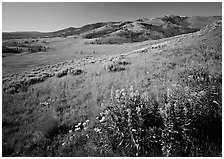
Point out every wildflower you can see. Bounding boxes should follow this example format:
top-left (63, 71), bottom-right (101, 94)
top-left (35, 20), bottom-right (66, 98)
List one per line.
top-left (190, 92), bottom-right (197, 97)
top-left (83, 119), bottom-right (89, 127)
top-left (188, 75), bottom-right (193, 80)
top-left (100, 116), bottom-right (106, 123)
top-left (115, 89), bottom-right (120, 99)
top-left (99, 112), bottom-right (104, 117)
top-left (94, 127), bottom-right (101, 133)
top-left (75, 122), bottom-right (82, 128)
top-left (208, 75), bottom-right (213, 81)
top-left (134, 90), bottom-right (139, 96)
top-left (84, 127), bottom-right (88, 130)
top-left (129, 85), bottom-right (134, 93)
top-left (172, 83), bottom-right (180, 87)
top-left (100, 103), bottom-right (105, 109)
top-left (120, 88), bottom-right (126, 96)
top-left (104, 109), bottom-right (110, 115)
top-left (69, 130), bottom-right (73, 133)
top-left (126, 108), bottom-right (131, 116)
top-left (130, 92), bottom-right (135, 98)
top-left (40, 101), bottom-right (50, 106)
top-left (198, 90), bottom-right (206, 96)
top-left (75, 127), bottom-right (80, 131)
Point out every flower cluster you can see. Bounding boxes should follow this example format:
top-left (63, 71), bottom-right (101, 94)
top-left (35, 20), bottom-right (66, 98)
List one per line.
top-left (96, 86), bottom-right (163, 156)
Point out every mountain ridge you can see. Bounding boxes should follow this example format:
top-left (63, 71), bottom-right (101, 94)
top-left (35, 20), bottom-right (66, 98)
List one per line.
top-left (3, 15), bottom-right (221, 41)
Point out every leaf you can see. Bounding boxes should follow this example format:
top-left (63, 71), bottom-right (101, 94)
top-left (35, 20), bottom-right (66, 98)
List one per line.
top-left (213, 100), bottom-right (220, 106)
top-left (117, 138), bottom-right (124, 147)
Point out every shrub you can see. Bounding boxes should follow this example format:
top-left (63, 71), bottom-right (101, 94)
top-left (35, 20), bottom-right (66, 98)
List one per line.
top-left (28, 76), bottom-right (45, 85)
top-left (28, 45), bottom-right (47, 53)
top-left (159, 67), bottom-right (222, 156)
top-left (56, 69), bottom-right (69, 78)
top-left (5, 86), bottom-right (18, 94)
top-left (116, 59), bottom-right (131, 65)
top-left (104, 60), bottom-right (129, 72)
top-left (104, 62), bottom-right (118, 72)
top-left (69, 68), bottom-right (84, 76)
top-left (95, 86), bottom-right (163, 156)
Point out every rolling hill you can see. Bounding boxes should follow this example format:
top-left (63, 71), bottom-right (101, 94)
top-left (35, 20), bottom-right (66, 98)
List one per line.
top-left (3, 15), bottom-right (221, 42)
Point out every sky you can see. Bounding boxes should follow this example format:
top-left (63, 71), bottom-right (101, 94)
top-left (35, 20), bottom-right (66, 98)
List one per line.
top-left (2, 2), bottom-right (222, 32)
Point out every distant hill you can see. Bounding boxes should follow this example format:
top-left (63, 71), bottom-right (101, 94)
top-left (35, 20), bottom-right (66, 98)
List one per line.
top-left (2, 22), bottom-right (110, 40)
top-left (2, 15), bottom-right (221, 42)
top-left (86, 15), bottom-right (221, 44)
top-left (51, 22), bottom-right (109, 37)
top-left (2, 31), bottom-right (48, 40)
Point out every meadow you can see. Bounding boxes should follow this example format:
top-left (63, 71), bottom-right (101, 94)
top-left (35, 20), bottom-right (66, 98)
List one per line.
top-left (2, 21), bottom-right (222, 157)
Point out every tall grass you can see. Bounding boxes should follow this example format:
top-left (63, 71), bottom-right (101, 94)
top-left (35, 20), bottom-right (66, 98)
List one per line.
top-left (93, 67), bottom-right (221, 157)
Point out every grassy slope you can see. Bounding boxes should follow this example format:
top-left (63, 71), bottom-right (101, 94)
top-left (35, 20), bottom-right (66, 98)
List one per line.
top-left (2, 21), bottom-right (222, 156)
top-left (2, 36), bottom-right (156, 76)
top-left (82, 16), bottom-right (221, 44)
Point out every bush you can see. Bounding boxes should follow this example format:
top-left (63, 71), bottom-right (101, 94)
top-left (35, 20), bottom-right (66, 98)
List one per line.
top-left (159, 67), bottom-right (222, 156)
top-left (69, 68), bottom-right (84, 76)
top-left (95, 86), bottom-right (163, 156)
top-left (5, 86), bottom-right (18, 94)
top-left (103, 61), bottom-right (126, 72)
top-left (117, 59), bottom-right (131, 65)
top-left (56, 69), bottom-right (69, 78)
top-left (29, 45), bottom-right (46, 53)
top-left (104, 62), bottom-right (119, 72)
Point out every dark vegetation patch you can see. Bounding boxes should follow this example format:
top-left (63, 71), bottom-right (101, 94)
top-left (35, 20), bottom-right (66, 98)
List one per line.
top-left (103, 59), bottom-right (131, 72)
top-left (56, 69), bottom-right (69, 78)
top-left (2, 46), bottom-right (23, 54)
top-left (28, 45), bottom-right (48, 53)
top-left (70, 69), bottom-right (84, 76)
top-left (3, 63), bottom-right (85, 94)
top-left (2, 39), bottom-right (49, 56)
top-left (55, 68), bottom-right (84, 78)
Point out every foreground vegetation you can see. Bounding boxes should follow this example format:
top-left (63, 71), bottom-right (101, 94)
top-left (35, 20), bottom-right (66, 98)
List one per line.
top-left (2, 21), bottom-right (222, 157)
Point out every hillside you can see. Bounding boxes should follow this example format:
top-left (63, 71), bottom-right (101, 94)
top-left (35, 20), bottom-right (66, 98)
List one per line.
top-left (84, 15), bottom-right (221, 44)
top-left (3, 15), bottom-right (221, 42)
top-left (2, 19), bottom-right (222, 157)
top-left (2, 31), bottom-right (48, 40)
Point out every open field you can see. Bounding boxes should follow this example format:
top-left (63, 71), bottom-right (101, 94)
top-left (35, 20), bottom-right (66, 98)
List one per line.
top-left (3, 36), bottom-right (157, 76)
top-left (2, 19), bottom-right (222, 157)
